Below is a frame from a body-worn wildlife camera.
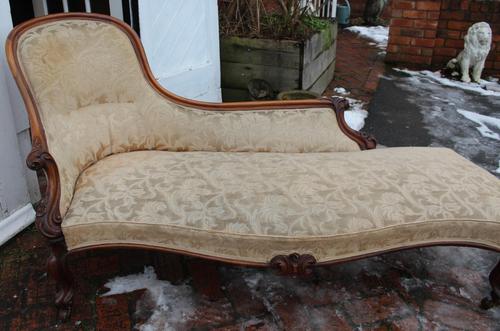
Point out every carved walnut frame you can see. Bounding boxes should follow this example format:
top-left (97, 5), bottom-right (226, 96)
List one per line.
top-left (5, 13), bottom-right (499, 320)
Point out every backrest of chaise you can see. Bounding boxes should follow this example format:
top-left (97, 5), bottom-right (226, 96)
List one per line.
top-left (11, 15), bottom-right (360, 217)
top-left (14, 17), bottom-right (156, 216)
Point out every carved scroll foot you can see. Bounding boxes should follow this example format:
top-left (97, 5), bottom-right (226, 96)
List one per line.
top-left (480, 260), bottom-right (500, 310)
top-left (270, 253), bottom-right (317, 277)
top-left (48, 242), bottom-right (74, 320)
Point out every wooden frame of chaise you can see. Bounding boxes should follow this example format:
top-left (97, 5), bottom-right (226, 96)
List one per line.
top-left (5, 12), bottom-right (500, 320)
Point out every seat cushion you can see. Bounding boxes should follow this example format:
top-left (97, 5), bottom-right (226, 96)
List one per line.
top-left (62, 148), bottom-right (500, 263)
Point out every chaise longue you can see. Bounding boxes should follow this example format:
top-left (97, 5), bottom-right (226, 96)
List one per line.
top-left (5, 13), bottom-right (500, 320)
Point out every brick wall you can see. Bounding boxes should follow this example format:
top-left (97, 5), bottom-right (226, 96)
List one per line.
top-left (386, 0), bottom-right (500, 74)
top-left (433, 0), bottom-right (500, 72)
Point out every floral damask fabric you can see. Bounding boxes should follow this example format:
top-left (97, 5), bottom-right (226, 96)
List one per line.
top-left (62, 148), bottom-right (500, 262)
top-left (16, 19), bottom-right (359, 216)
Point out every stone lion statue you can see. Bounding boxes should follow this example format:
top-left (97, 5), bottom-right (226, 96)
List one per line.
top-left (446, 22), bottom-right (492, 83)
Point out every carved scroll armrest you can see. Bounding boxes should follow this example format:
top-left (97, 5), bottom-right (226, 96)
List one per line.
top-left (329, 97), bottom-right (377, 150)
top-left (161, 94), bottom-right (377, 151)
top-left (26, 138), bottom-right (64, 242)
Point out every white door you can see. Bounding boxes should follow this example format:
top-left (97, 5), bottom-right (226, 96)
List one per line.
top-left (139, 0), bottom-right (222, 102)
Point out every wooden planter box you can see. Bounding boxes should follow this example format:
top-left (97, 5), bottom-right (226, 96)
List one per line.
top-left (220, 22), bottom-right (338, 101)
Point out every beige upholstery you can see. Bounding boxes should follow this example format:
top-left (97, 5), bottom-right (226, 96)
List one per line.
top-left (62, 148), bottom-right (500, 263)
top-left (15, 18), bottom-right (500, 263)
top-left (16, 19), bottom-right (359, 216)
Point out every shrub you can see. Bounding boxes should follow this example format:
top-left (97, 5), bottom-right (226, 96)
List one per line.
top-left (219, 0), bottom-right (331, 40)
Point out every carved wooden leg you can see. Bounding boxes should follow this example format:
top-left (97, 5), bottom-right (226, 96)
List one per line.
top-left (48, 242), bottom-right (74, 320)
top-left (481, 260), bottom-right (500, 310)
top-left (188, 259), bottom-right (224, 300)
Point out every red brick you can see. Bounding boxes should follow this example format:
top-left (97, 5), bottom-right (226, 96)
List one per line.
top-left (422, 48), bottom-right (434, 56)
top-left (461, 0), bottom-right (469, 10)
top-left (391, 316), bottom-right (420, 331)
top-left (422, 301), bottom-right (497, 330)
top-left (273, 299), bottom-right (309, 330)
top-left (385, 53), bottom-right (401, 62)
top-left (424, 29), bottom-right (437, 38)
top-left (448, 0), bottom-right (462, 10)
top-left (416, 1), bottom-right (441, 11)
top-left (225, 278), bottom-right (266, 317)
top-left (400, 46), bottom-right (422, 55)
top-left (400, 28), bottom-right (425, 37)
top-left (470, 2), bottom-right (481, 11)
top-left (437, 29), bottom-right (461, 39)
top-left (344, 292), bottom-right (410, 324)
top-left (95, 295), bottom-right (132, 331)
top-left (412, 38), bottom-right (436, 47)
top-left (387, 45), bottom-right (400, 53)
top-left (392, 9), bottom-right (403, 17)
top-left (434, 47), bottom-right (458, 57)
top-left (445, 39), bottom-right (464, 48)
top-left (312, 307), bottom-right (352, 331)
top-left (390, 35), bottom-right (413, 45)
top-left (403, 10), bottom-right (428, 19)
top-left (427, 11), bottom-right (441, 19)
top-left (185, 299), bottom-right (234, 329)
top-left (469, 12), bottom-right (483, 21)
top-left (495, 61), bottom-right (500, 70)
top-left (481, 3), bottom-right (491, 13)
top-left (448, 20), bottom-right (470, 31)
top-left (438, 20), bottom-right (448, 29)
top-left (414, 19), bottom-right (438, 29)
top-left (389, 26), bottom-right (402, 36)
top-left (391, 18), bottom-right (414, 27)
top-left (440, 11), bottom-right (465, 20)
top-left (393, 0), bottom-right (416, 10)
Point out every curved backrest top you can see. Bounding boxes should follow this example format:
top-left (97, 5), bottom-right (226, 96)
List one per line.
top-left (6, 13), bottom-right (333, 148)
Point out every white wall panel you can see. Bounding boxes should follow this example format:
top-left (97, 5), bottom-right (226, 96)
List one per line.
top-left (139, 0), bottom-right (222, 102)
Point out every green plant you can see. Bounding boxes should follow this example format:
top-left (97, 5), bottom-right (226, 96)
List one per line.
top-left (219, 0), bottom-right (330, 40)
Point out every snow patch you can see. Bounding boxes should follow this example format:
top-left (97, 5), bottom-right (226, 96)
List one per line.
top-left (456, 109), bottom-right (500, 141)
top-left (386, 71), bottom-right (500, 175)
top-left (102, 266), bottom-right (194, 331)
top-left (496, 161), bottom-right (500, 174)
top-left (345, 25), bottom-right (389, 50)
top-left (241, 269), bottom-right (344, 330)
top-left (394, 68), bottom-right (500, 97)
top-left (333, 87), bottom-right (350, 95)
top-left (344, 97), bottom-right (368, 131)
